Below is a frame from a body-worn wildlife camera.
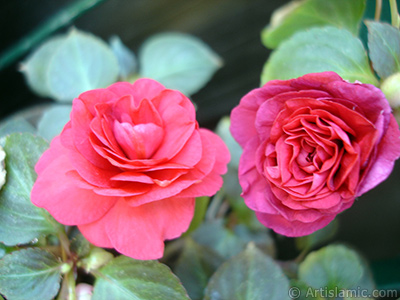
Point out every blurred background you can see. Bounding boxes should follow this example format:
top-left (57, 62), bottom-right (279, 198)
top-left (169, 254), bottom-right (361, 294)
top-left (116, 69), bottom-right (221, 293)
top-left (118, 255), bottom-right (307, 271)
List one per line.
top-left (0, 0), bottom-right (399, 288)
top-left (0, 0), bottom-right (287, 126)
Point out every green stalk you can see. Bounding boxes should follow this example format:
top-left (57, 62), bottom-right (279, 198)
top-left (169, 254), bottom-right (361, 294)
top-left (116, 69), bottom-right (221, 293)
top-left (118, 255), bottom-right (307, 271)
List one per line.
top-left (206, 191), bottom-right (224, 220)
top-left (389, 0), bottom-right (400, 28)
top-left (375, 0), bottom-right (382, 21)
top-left (58, 230), bottom-right (71, 262)
top-left (0, 0), bottom-right (106, 70)
top-left (57, 270), bottom-right (76, 300)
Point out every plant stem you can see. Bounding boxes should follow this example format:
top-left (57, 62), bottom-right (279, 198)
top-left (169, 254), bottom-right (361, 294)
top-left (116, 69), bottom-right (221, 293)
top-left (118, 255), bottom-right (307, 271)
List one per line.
top-left (294, 246), bottom-right (310, 264)
top-left (58, 230), bottom-right (71, 262)
top-left (390, 0), bottom-right (400, 28)
top-left (216, 199), bottom-right (230, 218)
top-left (57, 270), bottom-right (76, 300)
top-left (206, 191), bottom-right (224, 220)
top-left (0, 0), bottom-right (106, 70)
top-left (42, 245), bottom-right (63, 258)
top-left (375, 0), bottom-right (382, 20)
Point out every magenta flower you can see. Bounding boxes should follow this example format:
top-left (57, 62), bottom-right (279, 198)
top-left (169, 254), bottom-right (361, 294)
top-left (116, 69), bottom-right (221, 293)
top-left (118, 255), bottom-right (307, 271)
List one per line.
top-left (230, 72), bottom-right (400, 236)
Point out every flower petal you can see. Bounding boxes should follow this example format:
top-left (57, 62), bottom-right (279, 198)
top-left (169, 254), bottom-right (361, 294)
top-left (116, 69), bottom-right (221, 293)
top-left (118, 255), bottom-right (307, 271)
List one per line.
top-left (239, 137), bottom-right (279, 214)
top-left (77, 88), bottom-right (117, 115)
top-left (31, 153), bottom-right (118, 226)
top-left (357, 115), bottom-right (400, 195)
top-left (230, 83), bottom-right (295, 147)
top-left (78, 218), bottom-right (113, 248)
top-left (152, 90), bottom-right (196, 160)
top-left (256, 211), bottom-right (335, 237)
top-left (103, 198), bottom-right (195, 259)
top-left (107, 79), bottom-right (165, 104)
top-left (125, 129), bottom-right (217, 206)
top-left (70, 98), bottom-right (114, 169)
top-left (177, 129), bottom-right (230, 198)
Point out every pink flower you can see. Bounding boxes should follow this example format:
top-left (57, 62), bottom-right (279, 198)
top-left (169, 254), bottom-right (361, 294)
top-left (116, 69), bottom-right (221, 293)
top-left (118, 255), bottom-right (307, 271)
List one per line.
top-left (230, 72), bottom-right (400, 237)
top-left (31, 79), bottom-right (229, 259)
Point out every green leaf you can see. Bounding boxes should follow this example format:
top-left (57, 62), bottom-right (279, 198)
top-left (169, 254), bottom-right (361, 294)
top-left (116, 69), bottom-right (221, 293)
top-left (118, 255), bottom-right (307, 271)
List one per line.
top-left (21, 29), bottom-right (119, 102)
top-left (0, 133), bottom-right (59, 245)
top-left (37, 105), bottom-right (72, 141)
top-left (21, 36), bottom-right (64, 98)
top-left (174, 238), bottom-right (224, 300)
top-left (222, 169), bottom-right (248, 216)
top-left (262, 0), bottom-right (366, 49)
top-left (0, 146), bottom-right (4, 191)
top-left (0, 243), bottom-right (17, 261)
top-left (0, 117), bottom-right (36, 137)
top-left (110, 35), bottom-right (137, 80)
top-left (139, 32), bottom-right (222, 96)
top-left (92, 256), bottom-right (190, 300)
top-left (204, 244), bottom-right (290, 300)
top-left (192, 220), bottom-right (244, 259)
top-left (0, 248), bottom-right (63, 300)
top-left (296, 219), bottom-right (338, 251)
top-left (234, 224), bottom-right (275, 257)
top-left (0, 244), bottom-right (6, 260)
top-left (184, 196), bottom-right (210, 236)
top-left (299, 244), bottom-right (375, 292)
top-left (47, 29), bottom-right (119, 102)
top-left (69, 230), bottom-right (91, 259)
top-left (214, 119), bottom-right (243, 213)
top-left (192, 219), bottom-right (275, 260)
top-left (218, 165), bottom-right (255, 227)
top-left (367, 21), bottom-right (400, 79)
top-left (215, 116), bottom-right (242, 169)
top-left (289, 280), bottom-right (324, 300)
top-left (261, 26), bottom-right (378, 86)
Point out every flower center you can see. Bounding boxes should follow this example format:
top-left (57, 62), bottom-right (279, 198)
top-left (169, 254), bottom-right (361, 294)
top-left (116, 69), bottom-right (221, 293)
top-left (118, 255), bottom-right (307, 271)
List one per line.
top-left (113, 120), bottom-right (164, 159)
top-left (306, 151), bottom-right (315, 163)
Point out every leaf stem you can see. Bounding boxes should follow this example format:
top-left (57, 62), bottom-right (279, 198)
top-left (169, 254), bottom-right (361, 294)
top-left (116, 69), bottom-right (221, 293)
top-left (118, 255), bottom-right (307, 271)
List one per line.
top-left (216, 199), bottom-right (230, 218)
top-left (390, 0), bottom-right (400, 28)
top-left (206, 191), bottom-right (224, 220)
top-left (0, 0), bottom-right (106, 70)
top-left (294, 246), bottom-right (310, 264)
top-left (375, 0), bottom-right (382, 21)
top-left (58, 230), bottom-right (71, 262)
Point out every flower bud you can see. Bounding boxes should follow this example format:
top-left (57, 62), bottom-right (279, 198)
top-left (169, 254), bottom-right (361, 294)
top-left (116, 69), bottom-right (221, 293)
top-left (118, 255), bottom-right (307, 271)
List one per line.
top-left (381, 72), bottom-right (400, 108)
top-left (80, 247), bottom-right (113, 272)
top-left (76, 283), bottom-right (93, 300)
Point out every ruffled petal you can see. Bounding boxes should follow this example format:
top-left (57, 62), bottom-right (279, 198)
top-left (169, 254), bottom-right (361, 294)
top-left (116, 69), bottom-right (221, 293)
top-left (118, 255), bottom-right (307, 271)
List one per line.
top-left (78, 218), bottom-right (113, 248)
top-left (125, 128), bottom-right (217, 206)
top-left (357, 115), bottom-right (400, 195)
top-left (239, 137), bottom-right (279, 214)
top-left (107, 79), bottom-right (165, 105)
top-left (230, 83), bottom-right (295, 147)
top-left (152, 90), bottom-right (196, 160)
top-left (35, 136), bottom-right (65, 175)
top-left (104, 197), bottom-right (195, 259)
top-left (31, 153), bottom-right (118, 226)
top-left (77, 88), bottom-right (118, 115)
top-left (70, 98), bottom-right (115, 169)
top-left (177, 129), bottom-right (230, 198)
top-left (255, 211), bottom-right (335, 237)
